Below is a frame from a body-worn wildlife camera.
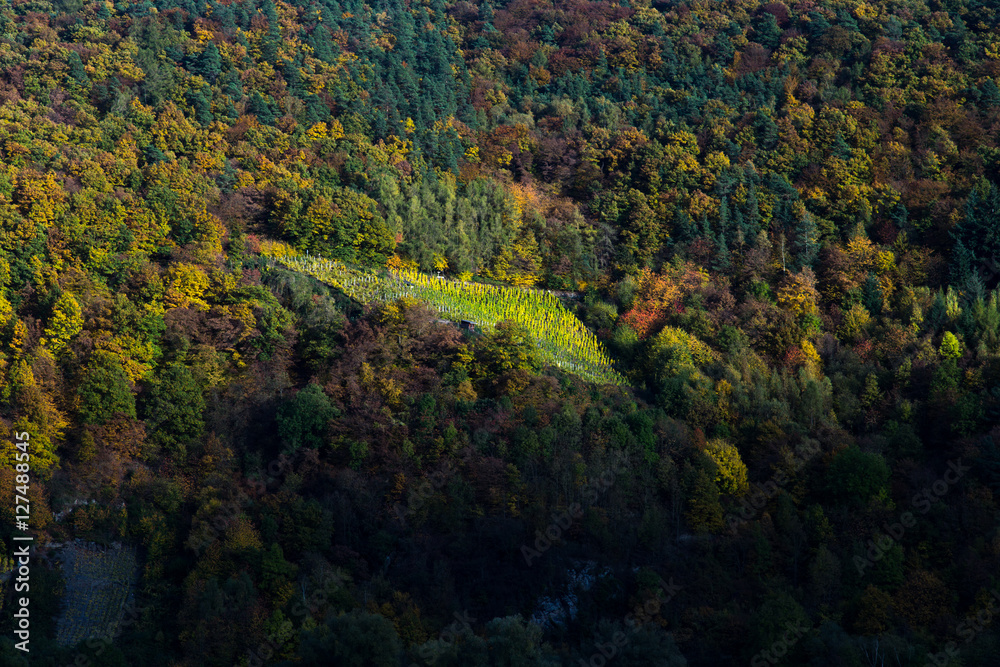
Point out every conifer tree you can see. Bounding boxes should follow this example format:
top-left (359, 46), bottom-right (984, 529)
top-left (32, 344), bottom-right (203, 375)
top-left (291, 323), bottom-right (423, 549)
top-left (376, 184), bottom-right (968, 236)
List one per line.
top-left (78, 351), bottom-right (136, 425)
top-left (795, 211), bottom-right (819, 269)
top-left (753, 12), bottom-right (782, 49)
top-left (982, 79), bottom-right (1000, 107)
top-left (831, 131), bottom-right (852, 160)
top-left (197, 42), bottom-right (222, 83)
top-left (67, 50), bottom-right (90, 87)
top-left (951, 179), bottom-right (1000, 287)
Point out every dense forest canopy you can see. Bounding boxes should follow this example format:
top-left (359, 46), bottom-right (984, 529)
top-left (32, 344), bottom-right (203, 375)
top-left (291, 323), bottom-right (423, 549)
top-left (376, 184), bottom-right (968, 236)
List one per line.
top-left (0, 0), bottom-right (999, 664)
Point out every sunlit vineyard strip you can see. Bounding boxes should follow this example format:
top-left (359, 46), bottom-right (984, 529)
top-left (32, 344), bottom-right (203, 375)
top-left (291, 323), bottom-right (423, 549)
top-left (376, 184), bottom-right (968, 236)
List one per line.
top-left (262, 242), bottom-right (625, 385)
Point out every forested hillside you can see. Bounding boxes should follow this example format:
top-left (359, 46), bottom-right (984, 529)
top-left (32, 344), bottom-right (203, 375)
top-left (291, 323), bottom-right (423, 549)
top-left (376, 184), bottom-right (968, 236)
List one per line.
top-left (1, 0), bottom-right (999, 664)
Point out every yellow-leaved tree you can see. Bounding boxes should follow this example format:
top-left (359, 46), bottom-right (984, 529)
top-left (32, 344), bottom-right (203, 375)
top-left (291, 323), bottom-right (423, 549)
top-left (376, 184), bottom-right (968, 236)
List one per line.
top-left (705, 438), bottom-right (749, 496)
top-left (648, 326), bottom-right (715, 379)
top-left (939, 331), bottom-right (962, 359)
top-left (165, 263), bottom-right (211, 311)
top-left (839, 303), bottom-right (872, 342)
top-left (0, 357), bottom-right (65, 479)
top-left (777, 268), bottom-right (820, 318)
top-left (41, 292), bottom-right (83, 355)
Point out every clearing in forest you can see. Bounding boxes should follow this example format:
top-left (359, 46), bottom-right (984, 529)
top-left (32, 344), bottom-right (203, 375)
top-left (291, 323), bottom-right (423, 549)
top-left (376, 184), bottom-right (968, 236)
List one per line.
top-left (262, 242), bottom-right (625, 385)
top-left (55, 541), bottom-right (139, 648)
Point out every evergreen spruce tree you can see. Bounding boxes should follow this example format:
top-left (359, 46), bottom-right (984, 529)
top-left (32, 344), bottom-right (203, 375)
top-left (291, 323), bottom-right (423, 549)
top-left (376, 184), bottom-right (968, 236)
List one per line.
top-left (261, 0), bottom-right (280, 63)
top-left (950, 239), bottom-right (977, 289)
top-left (78, 351), bottom-right (136, 425)
top-left (806, 11), bottom-right (830, 40)
top-left (733, 206), bottom-right (746, 247)
top-left (67, 50), bottom-right (90, 87)
top-left (222, 69), bottom-right (242, 98)
top-left (197, 42), bottom-right (222, 83)
top-left (674, 209), bottom-right (694, 244)
top-left (862, 272), bottom-right (883, 315)
top-left (952, 179), bottom-right (1000, 288)
top-left (187, 89), bottom-right (213, 126)
top-left (755, 112), bottom-right (779, 150)
top-left (284, 57), bottom-right (304, 95)
top-left (715, 33), bottom-right (734, 64)
top-left (889, 201), bottom-right (909, 230)
top-left (309, 28), bottom-right (334, 62)
top-left (142, 362), bottom-right (206, 457)
top-left (982, 79), bottom-right (1000, 107)
top-left (715, 225), bottom-right (731, 271)
top-left (753, 12), bottom-right (783, 49)
top-left (831, 131), bottom-right (853, 160)
top-left (745, 179), bottom-right (761, 238)
top-left (718, 198), bottom-right (731, 242)
top-left (248, 91), bottom-right (275, 124)
top-left (795, 211), bottom-right (819, 269)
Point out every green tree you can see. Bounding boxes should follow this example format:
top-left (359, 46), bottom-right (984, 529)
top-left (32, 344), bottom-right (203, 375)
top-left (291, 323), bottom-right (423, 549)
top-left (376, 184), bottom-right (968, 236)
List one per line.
top-left (615, 189), bottom-right (662, 271)
top-left (141, 362), bottom-right (205, 456)
top-left (413, 627), bottom-right (489, 666)
top-left (261, 0), bottom-right (281, 63)
top-left (825, 447), bottom-right (890, 507)
top-left (685, 455), bottom-right (724, 533)
top-left (278, 187), bottom-right (395, 265)
top-left (470, 320), bottom-right (541, 379)
top-left (248, 91), bottom-right (276, 124)
top-left (753, 13), bottom-right (782, 49)
top-left (259, 543), bottom-right (296, 596)
top-left (187, 89), bottom-right (213, 126)
top-left (78, 350), bottom-right (136, 425)
top-left (67, 50), bottom-right (90, 87)
top-left (794, 211), bottom-right (819, 269)
top-left (951, 179), bottom-right (1000, 288)
top-left (752, 590), bottom-right (810, 657)
top-left (197, 42), bottom-right (222, 83)
top-left (982, 79), bottom-right (1000, 107)
top-left (276, 383), bottom-right (336, 452)
top-left (939, 331), bottom-right (962, 359)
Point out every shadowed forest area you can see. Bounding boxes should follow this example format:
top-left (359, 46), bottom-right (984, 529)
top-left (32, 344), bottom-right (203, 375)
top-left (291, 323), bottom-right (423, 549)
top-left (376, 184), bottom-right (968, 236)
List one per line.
top-left (1, 0), bottom-right (1000, 664)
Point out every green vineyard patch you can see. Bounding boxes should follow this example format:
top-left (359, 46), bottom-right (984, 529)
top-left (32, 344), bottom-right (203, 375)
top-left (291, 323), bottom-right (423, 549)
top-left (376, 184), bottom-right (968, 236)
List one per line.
top-left (263, 243), bottom-right (625, 386)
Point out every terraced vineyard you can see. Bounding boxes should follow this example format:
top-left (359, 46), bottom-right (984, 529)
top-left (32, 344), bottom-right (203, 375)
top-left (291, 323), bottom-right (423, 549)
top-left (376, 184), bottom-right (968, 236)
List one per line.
top-left (263, 242), bottom-right (625, 385)
top-left (56, 542), bottom-right (139, 648)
